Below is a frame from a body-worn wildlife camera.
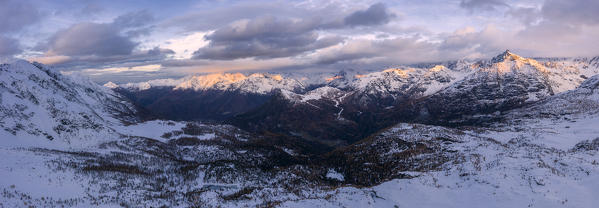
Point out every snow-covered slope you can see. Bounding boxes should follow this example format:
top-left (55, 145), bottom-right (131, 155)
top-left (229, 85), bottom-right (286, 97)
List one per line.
top-left (437, 50), bottom-right (597, 102)
top-left (281, 86), bottom-right (345, 103)
top-left (284, 79), bottom-right (599, 205)
top-left (417, 51), bottom-right (599, 124)
top-left (0, 60), bottom-right (137, 148)
top-left (500, 74), bottom-right (599, 127)
top-left (284, 120), bottom-right (599, 207)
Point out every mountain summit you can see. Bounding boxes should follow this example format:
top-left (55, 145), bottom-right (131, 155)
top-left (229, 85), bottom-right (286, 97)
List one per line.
top-left (491, 49), bottom-right (523, 63)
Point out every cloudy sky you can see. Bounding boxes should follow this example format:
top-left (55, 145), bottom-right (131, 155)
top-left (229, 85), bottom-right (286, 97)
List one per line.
top-left (1, 0), bottom-right (598, 83)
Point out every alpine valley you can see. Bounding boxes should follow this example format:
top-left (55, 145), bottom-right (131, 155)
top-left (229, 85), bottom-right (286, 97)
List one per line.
top-left (2, 50), bottom-right (599, 207)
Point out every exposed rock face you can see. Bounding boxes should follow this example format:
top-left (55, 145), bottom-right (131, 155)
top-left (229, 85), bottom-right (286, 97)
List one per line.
top-left (502, 74), bottom-right (599, 120)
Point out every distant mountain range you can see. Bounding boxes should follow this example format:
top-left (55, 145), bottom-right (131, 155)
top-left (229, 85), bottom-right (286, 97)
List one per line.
top-left (1, 51), bottom-right (599, 207)
top-left (107, 50), bottom-right (599, 146)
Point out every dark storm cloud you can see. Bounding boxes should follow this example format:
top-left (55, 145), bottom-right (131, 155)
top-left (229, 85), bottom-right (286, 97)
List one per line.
top-left (75, 47), bottom-right (174, 66)
top-left (115, 10), bottom-right (156, 38)
top-left (459, 0), bottom-right (510, 11)
top-left (48, 47), bottom-right (175, 70)
top-left (45, 23), bottom-right (137, 56)
top-left (33, 10), bottom-right (174, 70)
top-left (146, 47), bottom-right (175, 56)
top-left (193, 16), bottom-right (344, 60)
top-left (205, 16), bottom-right (322, 42)
top-left (0, 36), bottom-right (22, 57)
top-left (192, 3), bottom-right (395, 60)
top-left (41, 10), bottom-right (157, 59)
top-left (0, 0), bottom-right (41, 34)
top-left (343, 3), bottom-right (395, 27)
top-left (161, 1), bottom-right (339, 32)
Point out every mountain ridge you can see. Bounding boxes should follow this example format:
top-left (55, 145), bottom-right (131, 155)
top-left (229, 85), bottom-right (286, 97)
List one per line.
top-left (111, 51), bottom-right (599, 98)
top-left (0, 60), bottom-right (137, 147)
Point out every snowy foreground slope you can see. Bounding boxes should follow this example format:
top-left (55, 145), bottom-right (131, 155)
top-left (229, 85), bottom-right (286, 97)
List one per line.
top-left (1, 60), bottom-right (599, 207)
top-left (0, 60), bottom-right (137, 148)
top-left (283, 119), bottom-right (599, 207)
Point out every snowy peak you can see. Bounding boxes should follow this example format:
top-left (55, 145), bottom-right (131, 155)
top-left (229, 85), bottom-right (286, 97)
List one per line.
top-left (491, 50), bottom-right (522, 63)
top-left (103, 81), bottom-right (118, 89)
top-left (484, 50), bottom-right (547, 74)
top-left (316, 69), bottom-right (370, 89)
top-left (415, 53), bottom-right (599, 125)
top-left (476, 51), bottom-right (599, 94)
top-left (325, 71), bottom-right (351, 88)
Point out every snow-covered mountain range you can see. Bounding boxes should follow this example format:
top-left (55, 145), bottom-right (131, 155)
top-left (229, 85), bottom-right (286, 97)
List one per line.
top-left (2, 51), bottom-right (599, 207)
top-left (110, 51), bottom-right (599, 98)
top-left (109, 72), bottom-right (305, 94)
